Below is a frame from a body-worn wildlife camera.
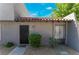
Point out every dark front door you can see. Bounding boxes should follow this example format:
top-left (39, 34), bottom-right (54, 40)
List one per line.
top-left (20, 25), bottom-right (29, 44)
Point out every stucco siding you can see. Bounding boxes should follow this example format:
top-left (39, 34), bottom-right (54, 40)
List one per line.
top-left (67, 22), bottom-right (79, 52)
top-left (0, 4), bottom-right (14, 20)
top-left (0, 22), bottom-right (53, 46)
top-left (1, 22), bottom-right (19, 45)
top-left (20, 22), bottom-right (53, 46)
top-left (64, 13), bottom-right (79, 52)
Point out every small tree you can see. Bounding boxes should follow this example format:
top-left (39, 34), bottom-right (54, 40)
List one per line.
top-left (51, 3), bottom-right (79, 21)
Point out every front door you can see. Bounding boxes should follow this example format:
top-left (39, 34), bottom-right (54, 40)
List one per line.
top-left (20, 25), bottom-right (29, 44)
top-left (54, 23), bottom-right (65, 44)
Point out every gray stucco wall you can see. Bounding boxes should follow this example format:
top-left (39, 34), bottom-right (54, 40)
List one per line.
top-left (63, 13), bottom-right (79, 52)
top-left (0, 3), bottom-right (29, 21)
top-left (0, 4), bottom-right (14, 20)
top-left (67, 21), bottom-right (79, 52)
top-left (1, 22), bottom-right (19, 45)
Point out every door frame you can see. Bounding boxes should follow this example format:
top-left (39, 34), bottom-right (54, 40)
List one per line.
top-left (53, 22), bottom-right (66, 44)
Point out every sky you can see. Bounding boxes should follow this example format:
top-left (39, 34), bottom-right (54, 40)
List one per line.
top-left (24, 3), bottom-right (57, 17)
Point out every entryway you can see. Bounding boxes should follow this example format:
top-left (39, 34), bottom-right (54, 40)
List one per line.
top-left (54, 22), bottom-right (66, 44)
top-left (20, 25), bottom-right (29, 45)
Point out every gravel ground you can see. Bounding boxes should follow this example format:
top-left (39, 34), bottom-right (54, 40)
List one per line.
top-left (54, 45), bottom-right (79, 55)
top-left (62, 45), bottom-right (79, 55)
top-left (0, 45), bottom-right (79, 55)
top-left (0, 45), bottom-right (15, 55)
top-left (24, 45), bottom-right (79, 55)
top-left (24, 46), bottom-right (56, 55)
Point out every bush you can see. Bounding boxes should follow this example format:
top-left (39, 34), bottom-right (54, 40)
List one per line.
top-left (29, 33), bottom-right (42, 48)
top-left (49, 37), bottom-right (58, 48)
top-left (4, 42), bottom-right (14, 48)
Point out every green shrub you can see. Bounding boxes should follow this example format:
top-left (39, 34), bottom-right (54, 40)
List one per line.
top-left (49, 37), bottom-right (58, 48)
top-left (4, 42), bottom-right (14, 48)
top-left (29, 33), bottom-right (42, 48)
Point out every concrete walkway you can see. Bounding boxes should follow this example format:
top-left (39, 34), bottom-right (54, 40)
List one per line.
top-left (1, 45), bottom-right (78, 55)
top-left (55, 45), bottom-right (69, 55)
top-left (9, 47), bottom-right (26, 55)
top-left (55, 45), bottom-right (79, 55)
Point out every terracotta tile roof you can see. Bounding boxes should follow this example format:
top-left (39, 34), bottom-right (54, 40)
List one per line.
top-left (15, 17), bottom-right (73, 22)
